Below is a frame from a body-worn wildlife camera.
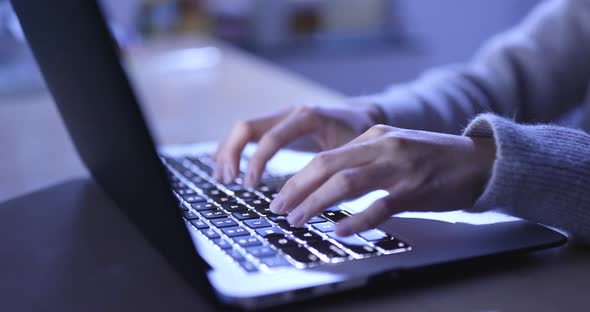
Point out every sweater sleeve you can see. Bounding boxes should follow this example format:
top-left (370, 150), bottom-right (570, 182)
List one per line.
top-left (463, 113), bottom-right (590, 243)
top-left (356, 0), bottom-right (590, 134)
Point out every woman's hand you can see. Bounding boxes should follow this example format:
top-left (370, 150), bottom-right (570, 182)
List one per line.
top-left (269, 125), bottom-right (497, 237)
top-left (213, 104), bottom-right (385, 187)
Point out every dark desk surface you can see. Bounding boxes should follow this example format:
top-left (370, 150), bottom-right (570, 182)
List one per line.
top-left (1, 36), bottom-right (590, 311)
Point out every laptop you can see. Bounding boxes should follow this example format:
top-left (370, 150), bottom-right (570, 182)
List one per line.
top-left (12, 0), bottom-right (567, 310)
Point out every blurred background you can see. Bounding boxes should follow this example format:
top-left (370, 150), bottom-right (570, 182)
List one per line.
top-left (0, 0), bottom-right (542, 201)
top-left (0, 0), bottom-right (540, 98)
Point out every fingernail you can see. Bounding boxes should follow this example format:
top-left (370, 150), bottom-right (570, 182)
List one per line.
top-left (287, 209), bottom-right (304, 227)
top-left (336, 224), bottom-right (353, 237)
top-left (270, 195), bottom-right (284, 213)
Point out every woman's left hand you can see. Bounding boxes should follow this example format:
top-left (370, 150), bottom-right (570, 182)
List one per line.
top-left (269, 125), bottom-right (497, 237)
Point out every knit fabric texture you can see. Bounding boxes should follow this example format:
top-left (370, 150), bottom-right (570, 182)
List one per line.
top-left (464, 114), bottom-right (590, 243)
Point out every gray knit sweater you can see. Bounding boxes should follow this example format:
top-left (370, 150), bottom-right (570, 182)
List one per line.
top-left (362, 0), bottom-right (590, 242)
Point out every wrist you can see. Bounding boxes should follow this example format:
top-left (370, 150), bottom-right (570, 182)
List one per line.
top-left (471, 137), bottom-right (497, 193)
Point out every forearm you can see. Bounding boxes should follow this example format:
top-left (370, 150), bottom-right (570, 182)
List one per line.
top-left (464, 113), bottom-right (590, 243)
top-left (357, 0), bottom-right (590, 134)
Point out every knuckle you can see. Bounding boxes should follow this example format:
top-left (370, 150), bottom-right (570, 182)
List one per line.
top-left (295, 105), bottom-right (320, 127)
top-left (234, 120), bottom-right (253, 136)
top-left (294, 104), bottom-right (315, 116)
top-left (312, 152), bottom-right (333, 171)
top-left (335, 170), bottom-right (357, 193)
top-left (368, 124), bottom-right (391, 137)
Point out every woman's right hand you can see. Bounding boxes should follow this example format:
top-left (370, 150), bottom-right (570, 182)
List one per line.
top-left (212, 103), bottom-right (385, 188)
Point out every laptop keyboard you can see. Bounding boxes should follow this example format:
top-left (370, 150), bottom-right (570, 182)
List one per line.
top-left (161, 154), bottom-right (411, 273)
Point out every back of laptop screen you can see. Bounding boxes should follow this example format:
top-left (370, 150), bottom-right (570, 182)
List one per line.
top-left (11, 0), bottom-right (216, 300)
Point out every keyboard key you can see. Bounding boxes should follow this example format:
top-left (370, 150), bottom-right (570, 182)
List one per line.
top-left (261, 192), bottom-right (279, 201)
top-left (224, 182), bottom-right (245, 192)
top-left (282, 246), bottom-right (321, 264)
top-left (327, 233), bottom-right (378, 256)
top-left (239, 197), bottom-right (259, 204)
top-left (179, 170), bottom-right (197, 179)
top-left (256, 184), bottom-right (273, 193)
top-left (233, 236), bottom-right (263, 248)
top-left (269, 215), bottom-right (288, 222)
top-left (182, 210), bottom-right (200, 220)
top-left (188, 156), bottom-right (212, 174)
top-left (260, 256), bottom-right (291, 268)
top-left (222, 226), bottom-right (250, 237)
top-left (252, 205), bottom-right (278, 217)
top-left (190, 176), bottom-right (206, 184)
top-left (358, 229), bottom-right (388, 242)
top-left (190, 219), bottom-right (209, 230)
top-left (216, 196), bottom-right (237, 205)
top-left (232, 211), bottom-right (259, 220)
top-left (191, 202), bottom-right (217, 211)
top-left (275, 220), bottom-right (306, 233)
top-left (255, 227), bottom-right (284, 238)
top-left (178, 204), bottom-right (189, 212)
top-left (234, 191), bottom-right (256, 200)
top-left (243, 219), bottom-right (272, 229)
top-left (246, 246), bottom-right (276, 258)
top-left (194, 181), bottom-right (216, 191)
top-left (200, 209), bottom-right (228, 219)
top-left (176, 188), bottom-right (197, 196)
top-left (170, 181), bottom-right (186, 190)
top-left (213, 238), bottom-right (233, 250)
top-left (201, 228), bottom-right (220, 240)
top-left (311, 222), bottom-right (335, 233)
top-left (207, 189), bottom-right (225, 198)
top-left (182, 195), bottom-right (207, 203)
top-left (211, 218), bottom-right (239, 228)
top-left (220, 203), bottom-right (249, 213)
top-left (292, 230), bottom-right (322, 243)
top-left (307, 241), bottom-right (349, 259)
top-left (239, 261), bottom-right (259, 273)
top-left (322, 210), bottom-right (350, 223)
top-left (268, 235), bottom-right (298, 249)
top-left (227, 248), bottom-right (245, 262)
top-left (306, 216), bottom-right (326, 224)
top-left (249, 198), bottom-right (268, 207)
top-left (375, 239), bottom-right (408, 251)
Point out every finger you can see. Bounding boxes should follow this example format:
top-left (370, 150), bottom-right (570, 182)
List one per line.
top-left (212, 162), bottom-right (223, 181)
top-left (335, 195), bottom-right (399, 237)
top-left (244, 107), bottom-right (320, 187)
top-left (213, 110), bottom-right (287, 182)
top-left (287, 163), bottom-right (392, 227)
top-left (270, 140), bottom-right (380, 214)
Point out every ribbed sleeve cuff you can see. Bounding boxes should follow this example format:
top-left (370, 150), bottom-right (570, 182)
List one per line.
top-left (462, 113), bottom-right (590, 242)
top-left (461, 114), bottom-right (518, 212)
